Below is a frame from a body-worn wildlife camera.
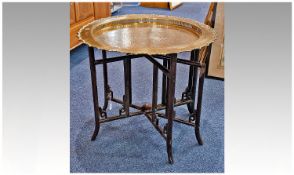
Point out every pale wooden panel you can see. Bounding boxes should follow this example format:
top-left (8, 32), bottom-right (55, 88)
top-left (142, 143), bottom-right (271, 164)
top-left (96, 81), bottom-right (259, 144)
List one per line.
top-left (70, 2), bottom-right (76, 25)
top-left (207, 3), bottom-right (224, 78)
top-left (75, 2), bottom-right (94, 22)
top-left (94, 2), bottom-right (111, 19)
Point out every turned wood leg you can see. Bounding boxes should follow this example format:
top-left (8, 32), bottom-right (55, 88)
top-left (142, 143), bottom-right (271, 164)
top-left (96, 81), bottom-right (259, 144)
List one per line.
top-left (166, 56), bottom-right (177, 164)
top-left (88, 47), bottom-right (101, 141)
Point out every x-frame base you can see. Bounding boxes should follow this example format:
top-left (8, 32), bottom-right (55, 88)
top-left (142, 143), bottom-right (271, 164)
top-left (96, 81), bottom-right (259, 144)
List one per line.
top-left (87, 47), bottom-right (207, 164)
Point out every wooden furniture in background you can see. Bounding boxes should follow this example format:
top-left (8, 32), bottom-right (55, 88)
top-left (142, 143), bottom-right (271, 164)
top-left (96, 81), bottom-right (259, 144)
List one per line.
top-left (202, 2), bottom-right (224, 79)
top-left (140, 2), bottom-right (169, 9)
top-left (70, 2), bottom-right (111, 49)
top-left (140, 2), bottom-right (182, 10)
top-left (207, 3), bottom-right (224, 79)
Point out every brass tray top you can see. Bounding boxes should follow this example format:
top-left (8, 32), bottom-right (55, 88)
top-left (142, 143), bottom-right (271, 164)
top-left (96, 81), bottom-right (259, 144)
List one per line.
top-left (78, 14), bottom-right (216, 55)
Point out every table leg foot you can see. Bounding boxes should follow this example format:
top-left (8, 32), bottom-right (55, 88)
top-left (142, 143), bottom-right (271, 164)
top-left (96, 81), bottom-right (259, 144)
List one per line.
top-left (195, 65), bottom-right (205, 146)
top-left (88, 47), bottom-right (102, 142)
top-left (167, 136), bottom-right (174, 164)
top-left (166, 55), bottom-right (177, 164)
top-left (91, 125), bottom-right (100, 141)
top-left (195, 124), bottom-right (203, 145)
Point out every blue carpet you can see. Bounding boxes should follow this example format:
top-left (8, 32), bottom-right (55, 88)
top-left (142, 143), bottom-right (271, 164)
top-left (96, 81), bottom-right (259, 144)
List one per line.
top-left (70, 2), bottom-right (224, 173)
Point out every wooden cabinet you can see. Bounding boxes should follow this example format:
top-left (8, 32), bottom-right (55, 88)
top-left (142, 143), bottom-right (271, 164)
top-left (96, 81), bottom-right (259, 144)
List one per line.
top-left (70, 3), bottom-right (76, 25)
top-left (206, 3), bottom-right (224, 79)
top-left (94, 3), bottom-right (111, 19)
top-left (140, 2), bottom-right (182, 10)
top-left (140, 2), bottom-right (170, 9)
top-left (70, 2), bottom-right (111, 49)
top-left (75, 3), bottom-right (94, 22)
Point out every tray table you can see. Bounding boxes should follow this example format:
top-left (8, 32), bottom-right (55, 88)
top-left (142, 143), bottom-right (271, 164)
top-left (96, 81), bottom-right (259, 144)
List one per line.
top-left (78, 14), bottom-right (216, 164)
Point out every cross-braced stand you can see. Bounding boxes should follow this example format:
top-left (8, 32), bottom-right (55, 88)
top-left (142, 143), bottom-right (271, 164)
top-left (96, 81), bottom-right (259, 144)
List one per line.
top-left (88, 46), bottom-right (207, 164)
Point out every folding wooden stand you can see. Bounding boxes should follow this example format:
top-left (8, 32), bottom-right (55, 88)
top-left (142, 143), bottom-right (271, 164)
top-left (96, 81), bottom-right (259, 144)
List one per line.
top-left (87, 46), bottom-right (209, 164)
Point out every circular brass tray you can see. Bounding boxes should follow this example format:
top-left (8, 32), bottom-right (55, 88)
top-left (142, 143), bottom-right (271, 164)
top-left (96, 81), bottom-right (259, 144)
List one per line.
top-left (78, 14), bottom-right (216, 55)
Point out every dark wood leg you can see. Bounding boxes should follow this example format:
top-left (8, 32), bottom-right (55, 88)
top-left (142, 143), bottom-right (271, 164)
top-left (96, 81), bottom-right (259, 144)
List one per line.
top-left (195, 65), bottom-right (205, 145)
top-left (162, 58), bottom-right (171, 105)
top-left (166, 56), bottom-right (177, 164)
top-left (123, 58), bottom-right (132, 116)
top-left (152, 64), bottom-right (158, 122)
top-left (88, 47), bottom-right (101, 141)
top-left (187, 49), bottom-right (199, 114)
top-left (161, 59), bottom-right (167, 105)
top-left (102, 50), bottom-right (112, 111)
top-left (187, 51), bottom-right (195, 91)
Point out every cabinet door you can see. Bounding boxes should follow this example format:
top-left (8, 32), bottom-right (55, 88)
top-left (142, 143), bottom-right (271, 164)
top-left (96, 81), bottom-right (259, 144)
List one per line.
top-left (70, 3), bottom-right (76, 25)
top-left (94, 2), bottom-right (111, 19)
top-left (75, 2), bottom-right (94, 22)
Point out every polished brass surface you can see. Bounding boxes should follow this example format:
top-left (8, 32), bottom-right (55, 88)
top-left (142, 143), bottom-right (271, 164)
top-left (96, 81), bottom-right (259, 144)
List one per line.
top-left (79, 14), bottom-right (216, 55)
